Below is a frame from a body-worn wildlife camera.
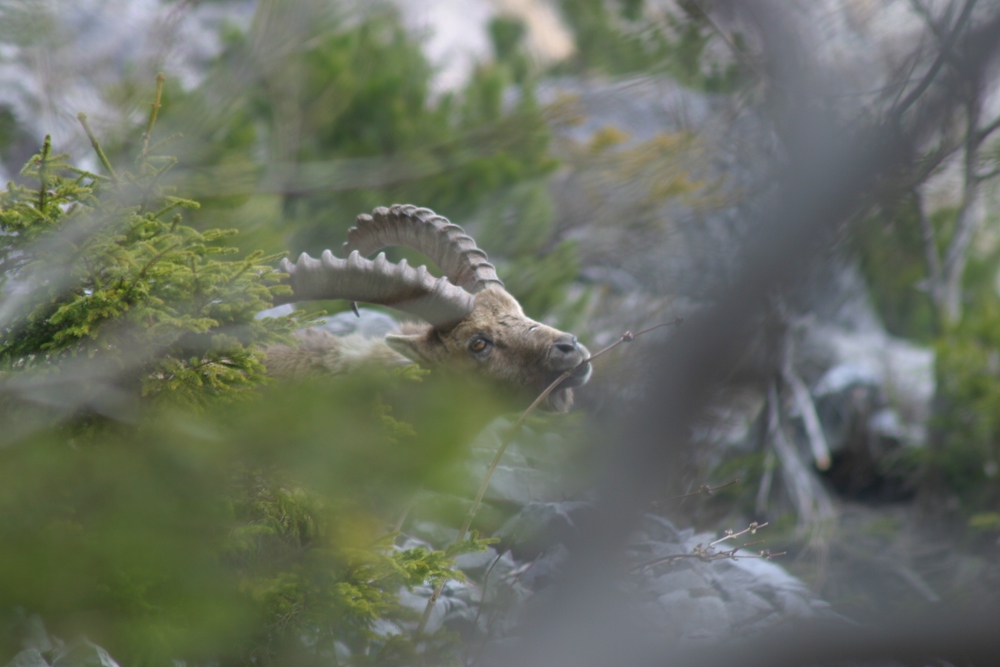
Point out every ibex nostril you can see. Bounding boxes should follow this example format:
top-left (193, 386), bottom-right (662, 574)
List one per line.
top-left (553, 334), bottom-right (579, 355)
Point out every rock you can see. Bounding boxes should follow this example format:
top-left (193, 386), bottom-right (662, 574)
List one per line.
top-left (494, 501), bottom-right (594, 559)
top-left (444, 502), bottom-right (845, 648)
top-left (514, 544), bottom-right (570, 592)
top-left (724, 587), bottom-right (782, 633)
top-left (655, 589), bottom-right (731, 644)
top-left (0, 0), bottom-right (256, 175)
top-left (4, 650), bottom-right (49, 667)
top-left (253, 303), bottom-right (296, 320)
top-left (801, 322), bottom-right (934, 441)
top-left (395, 579), bottom-right (480, 636)
top-left (49, 638), bottom-right (119, 667)
top-left (17, 614), bottom-right (56, 655)
top-left (406, 520), bottom-right (459, 548)
top-left (647, 567), bottom-right (712, 597)
top-left (454, 546), bottom-right (502, 576)
top-left (460, 418), bottom-right (581, 506)
top-left (257, 306), bottom-right (402, 338)
top-left (310, 309), bottom-right (400, 338)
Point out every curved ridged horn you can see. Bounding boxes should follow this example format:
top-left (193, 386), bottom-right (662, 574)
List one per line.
top-left (343, 204), bottom-right (504, 293)
top-left (278, 250), bottom-right (475, 327)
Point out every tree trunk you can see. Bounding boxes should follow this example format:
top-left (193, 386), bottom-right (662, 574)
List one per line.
top-left (936, 93), bottom-right (983, 327)
top-left (940, 178), bottom-right (982, 325)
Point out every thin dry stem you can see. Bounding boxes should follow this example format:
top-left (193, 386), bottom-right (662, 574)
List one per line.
top-left (709, 521), bottom-right (767, 548)
top-left (633, 522), bottom-right (783, 572)
top-left (669, 478), bottom-right (740, 501)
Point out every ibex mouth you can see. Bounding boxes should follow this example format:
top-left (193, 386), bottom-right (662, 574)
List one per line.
top-left (560, 361), bottom-right (592, 388)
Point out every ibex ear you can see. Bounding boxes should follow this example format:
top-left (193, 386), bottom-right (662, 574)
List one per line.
top-left (384, 333), bottom-right (438, 365)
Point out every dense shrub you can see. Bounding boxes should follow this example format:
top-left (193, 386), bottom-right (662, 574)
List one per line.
top-left (0, 92), bottom-right (492, 666)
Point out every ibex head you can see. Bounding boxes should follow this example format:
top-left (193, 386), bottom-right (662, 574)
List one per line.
top-left (279, 204), bottom-right (592, 411)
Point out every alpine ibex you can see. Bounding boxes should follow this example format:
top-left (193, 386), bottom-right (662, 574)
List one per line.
top-left (266, 205), bottom-right (592, 411)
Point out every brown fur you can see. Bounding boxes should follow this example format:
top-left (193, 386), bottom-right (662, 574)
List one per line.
top-left (265, 287), bottom-right (591, 411)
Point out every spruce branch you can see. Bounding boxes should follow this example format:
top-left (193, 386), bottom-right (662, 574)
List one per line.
top-left (121, 242), bottom-right (182, 303)
top-left (77, 113), bottom-right (118, 182)
top-left (141, 72), bottom-right (166, 159)
top-left (37, 135), bottom-right (52, 213)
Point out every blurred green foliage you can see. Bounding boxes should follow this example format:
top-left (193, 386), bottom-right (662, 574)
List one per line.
top-left (0, 374), bottom-right (499, 666)
top-left (854, 201), bottom-right (940, 342)
top-left (163, 5), bottom-right (554, 235)
top-left (554, 0), bottom-right (746, 92)
top-left (0, 131), bottom-right (298, 408)
top-left (0, 91), bottom-right (498, 665)
top-left (931, 304), bottom-right (1000, 514)
top-left (126, 2), bottom-right (581, 325)
top-left (855, 195), bottom-right (1000, 518)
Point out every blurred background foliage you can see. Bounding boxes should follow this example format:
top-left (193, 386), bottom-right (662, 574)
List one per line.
top-left (552, 0), bottom-right (746, 90)
top-left (855, 197), bottom-right (1000, 524)
top-left (2, 0), bottom-right (1000, 664)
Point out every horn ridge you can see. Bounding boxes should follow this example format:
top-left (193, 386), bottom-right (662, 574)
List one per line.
top-left (342, 203), bottom-right (504, 292)
top-left (277, 248), bottom-right (475, 327)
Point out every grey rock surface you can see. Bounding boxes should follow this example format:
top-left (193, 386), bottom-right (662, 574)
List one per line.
top-left (401, 496), bottom-right (842, 649)
top-left (258, 305), bottom-right (402, 339)
top-left (0, 0), bottom-right (255, 178)
top-left (49, 639), bottom-right (120, 667)
top-left (2, 616), bottom-right (119, 667)
top-left (310, 308), bottom-right (401, 338)
top-left (5, 650), bottom-right (48, 667)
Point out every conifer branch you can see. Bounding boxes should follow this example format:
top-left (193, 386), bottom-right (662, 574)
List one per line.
top-left (77, 113), bottom-right (118, 182)
top-left (122, 242), bottom-right (181, 303)
top-left (37, 135), bottom-right (52, 213)
top-left (142, 73), bottom-right (166, 159)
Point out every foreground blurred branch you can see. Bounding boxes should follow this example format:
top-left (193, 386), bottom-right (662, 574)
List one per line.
top-left (503, 2), bottom-right (1000, 664)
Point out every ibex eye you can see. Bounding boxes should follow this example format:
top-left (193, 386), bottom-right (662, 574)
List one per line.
top-left (468, 337), bottom-right (491, 354)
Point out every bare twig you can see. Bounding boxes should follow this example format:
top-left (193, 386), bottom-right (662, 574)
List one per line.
top-left (632, 522), bottom-right (784, 572)
top-left (975, 164), bottom-right (1000, 181)
top-left (909, 0), bottom-right (964, 67)
top-left (709, 521), bottom-right (768, 548)
top-left (668, 478), bottom-right (740, 501)
top-left (978, 113), bottom-right (1000, 143)
top-left (892, 0), bottom-right (978, 119)
top-left (510, 318), bottom-right (685, 426)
